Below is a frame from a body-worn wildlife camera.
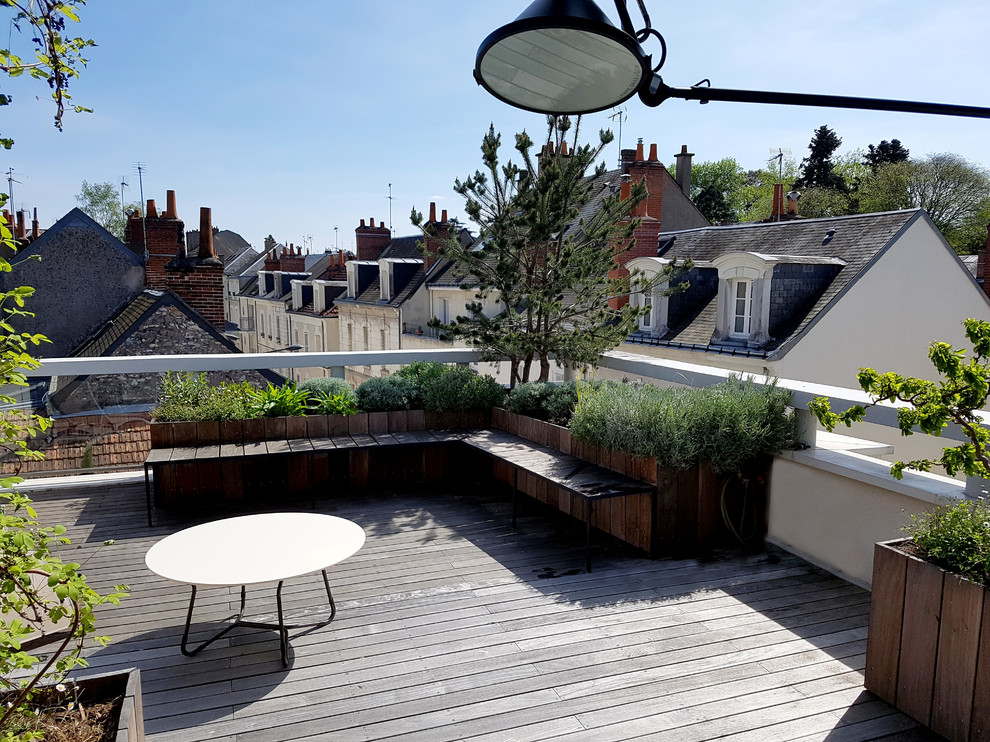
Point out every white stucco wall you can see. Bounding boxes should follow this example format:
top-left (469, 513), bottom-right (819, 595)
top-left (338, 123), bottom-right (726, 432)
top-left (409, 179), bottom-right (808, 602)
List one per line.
top-left (774, 217), bottom-right (990, 384)
top-left (768, 448), bottom-right (961, 587)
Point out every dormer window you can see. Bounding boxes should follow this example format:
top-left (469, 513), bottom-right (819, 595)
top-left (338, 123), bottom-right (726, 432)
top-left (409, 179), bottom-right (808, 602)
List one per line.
top-left (729, 279), bottom-right (753, 339)
top-left (638, 290), bottom-right (654, 332)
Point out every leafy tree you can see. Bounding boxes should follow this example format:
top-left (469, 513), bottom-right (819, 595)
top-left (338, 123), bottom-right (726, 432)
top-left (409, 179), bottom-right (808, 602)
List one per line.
top-left (811, 318), bottom-right (990, 480)
top-left (76, 180), bottom-right (138, 239)
top-left (0, 5), bottom-right (127, 739)
top-left (864, 139), bottom-right (910, 171)
top-left (857, 153), bottom-right (990, 253)
top-left (0, 1), bottom-right (95, 149)
top-left (682, 157), bottom-right (747, 224)
top-left (798, 187), bottom-right (852, 219)
top-left (736, 157), bottom-right (799, 222)
top-left (793, 125), bottom-right (847, 192)
top-left (413, 117), bottom-right (688, 387)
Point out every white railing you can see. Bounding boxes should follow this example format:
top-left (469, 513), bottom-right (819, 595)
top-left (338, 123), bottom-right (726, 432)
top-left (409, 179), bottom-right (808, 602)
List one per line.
top-left (24, 346), bottom-right (986, 444)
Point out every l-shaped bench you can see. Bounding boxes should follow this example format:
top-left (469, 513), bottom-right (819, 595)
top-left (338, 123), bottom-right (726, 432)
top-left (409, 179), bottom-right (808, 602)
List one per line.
top-left (144, 426), bottom-right (654, 572)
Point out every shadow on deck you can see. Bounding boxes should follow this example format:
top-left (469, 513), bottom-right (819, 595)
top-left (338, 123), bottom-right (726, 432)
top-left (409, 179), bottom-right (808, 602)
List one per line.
top-left (20, 475), bottom-right (940, 742)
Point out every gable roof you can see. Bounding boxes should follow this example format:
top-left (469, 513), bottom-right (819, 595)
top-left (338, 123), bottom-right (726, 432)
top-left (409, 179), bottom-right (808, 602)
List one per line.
top-left (6, 207), bottom-right (142, 267)
top-left (626, 209), bottom-right (927, 359)
top-left (49, 288), bottom-right (283, 410)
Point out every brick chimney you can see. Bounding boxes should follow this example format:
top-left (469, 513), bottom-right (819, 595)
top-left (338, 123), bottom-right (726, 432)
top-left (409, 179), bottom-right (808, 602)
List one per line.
top-left (770, 184), bottom-right (784, 222)
top-left (355, 217), bottom-right (391, 261)
top-left (264, 249), bottom-right (280, 271)
top-left (979, 224), bottom-right (990, 299)
top-left (163, 202), bottom-right (225, 330)
top-left (674, 145), bottom-right (694, 196)
top-left (124, 208), bottom-right (145, 258)
top-left (280, 243), bottom-right (306, 272)
top-left (422, 202), bottom-right (450, 273)
top-left (144, 191), bottom-right (186, 289)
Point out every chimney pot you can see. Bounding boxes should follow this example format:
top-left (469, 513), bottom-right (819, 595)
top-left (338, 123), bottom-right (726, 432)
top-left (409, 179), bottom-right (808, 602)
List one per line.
top-left (429, 202), bottom-right (437, 223)
top-left (635, 140), bottom-right (645, 161)
top-left (649, 144), bottom-right (659, 162)
top-left (620, 179), bottom-right (631, 201)
top-left (164, 190), bottom-right (177, 219)
top-left (674, 145), bottom-right (695, 197)
top-left (31, 207), bottom-right (39, 239)
top-left (198, 207), bottom-right (215, 258)
top-left (441, 209), bottom-right (448, 223)
top-left (370, 218), bottom-right (375, 228)
top-left (15, 210), bottom-right (26, 239)
top-left (771, 184), bottom-right (784, 219)
top-left (146, 199), bottom-right (158, 219)
top-left (561, 142), bottom-right (569, 156)
top-left (359, 218), bottom-right (366, 228)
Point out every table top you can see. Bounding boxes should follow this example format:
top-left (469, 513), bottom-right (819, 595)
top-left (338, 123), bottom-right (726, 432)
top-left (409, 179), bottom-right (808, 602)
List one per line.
top-left (145, 512), bottom-right (366, 587)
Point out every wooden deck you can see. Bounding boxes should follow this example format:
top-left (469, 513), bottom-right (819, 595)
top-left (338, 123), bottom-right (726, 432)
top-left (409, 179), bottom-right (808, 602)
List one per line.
top-left (22, 475), bottom-right (940, 741)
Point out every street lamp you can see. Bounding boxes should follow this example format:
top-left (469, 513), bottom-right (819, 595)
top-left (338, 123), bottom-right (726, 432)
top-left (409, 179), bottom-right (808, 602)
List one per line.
top-left (475, 0), bottom-right (990, 119)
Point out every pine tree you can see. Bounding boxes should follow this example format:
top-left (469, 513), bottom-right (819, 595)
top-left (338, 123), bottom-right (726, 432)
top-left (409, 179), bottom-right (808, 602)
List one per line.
top-left (793, 125), bottom-right (846, 191)
top-left (864, 139), bottom-right (910, 171)
top-left (413, 117), bottom-right (687, 386)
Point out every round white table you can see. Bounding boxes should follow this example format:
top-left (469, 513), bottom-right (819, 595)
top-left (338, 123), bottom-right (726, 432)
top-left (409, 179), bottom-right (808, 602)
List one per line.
top-left (145, 513), bottom-right (365, 666)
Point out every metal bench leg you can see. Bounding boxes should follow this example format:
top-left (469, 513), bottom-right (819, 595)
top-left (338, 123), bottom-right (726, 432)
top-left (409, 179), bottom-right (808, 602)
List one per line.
top-left (586, 501), bottom-right (593, 573)
top-left (512, 468), bottom-right (519, 529)
top-left (144, 463), bottom-right (153, 527)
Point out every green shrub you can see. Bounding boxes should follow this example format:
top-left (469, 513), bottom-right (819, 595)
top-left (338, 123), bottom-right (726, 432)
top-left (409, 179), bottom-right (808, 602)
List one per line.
top-left (909, 498), bottom-right (990, 585)
top-left (247, 382), bottom-right (310, 418)
top-left (308, 391), bottom-right (359, 416)
top-left (298, 377), bottom-right (354, 397)
top-left (395, 362), bottom-right (449, 406)
top-left (421, 367), bottom-right (506, 411)
top-left (152, 371), bottom-right (255, 421)
top-left (299, 377), bottom-right (358, 413)
top-left (569, 378), bottom-right (795, 473)
top-left (356, 375), bottom-right (418, 412)
top-left (505, 381), bottom-right (582, 425)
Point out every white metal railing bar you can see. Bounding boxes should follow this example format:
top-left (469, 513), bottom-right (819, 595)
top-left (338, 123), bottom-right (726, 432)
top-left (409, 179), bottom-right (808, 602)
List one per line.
top-left (19, 348), bottom-right (987, 443)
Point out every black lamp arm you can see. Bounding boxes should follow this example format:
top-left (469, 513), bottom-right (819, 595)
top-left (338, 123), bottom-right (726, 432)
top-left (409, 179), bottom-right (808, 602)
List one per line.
top-left (640, 76), bottom-right (990, 120)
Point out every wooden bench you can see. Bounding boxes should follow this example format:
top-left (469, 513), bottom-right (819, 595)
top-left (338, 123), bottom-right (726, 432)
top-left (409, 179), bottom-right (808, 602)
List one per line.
top-left (461, 429), bottom-right (653, 571)
top-left (144, 427), bottom-right (653, 571)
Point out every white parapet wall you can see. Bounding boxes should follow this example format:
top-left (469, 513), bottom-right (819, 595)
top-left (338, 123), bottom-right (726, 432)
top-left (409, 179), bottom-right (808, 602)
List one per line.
top-left (768, 446), bottom-right (965, 588)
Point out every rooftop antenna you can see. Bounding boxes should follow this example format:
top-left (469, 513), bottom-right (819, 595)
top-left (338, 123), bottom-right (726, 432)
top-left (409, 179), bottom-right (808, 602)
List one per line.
top-left (5, 168), bottom-right (24, 213)
top-left (119, 176), bottom-right (129, 221)
top-left (608, 107), bottom-right (627, 167)
top-left (133, 162), bottom-right (147, 256)
top-left (334, 225), bottom-right (339, 250)
top-left (387, 183), bottom-right (393, 234)
top-left (768, 147), bottom-right (792, 187)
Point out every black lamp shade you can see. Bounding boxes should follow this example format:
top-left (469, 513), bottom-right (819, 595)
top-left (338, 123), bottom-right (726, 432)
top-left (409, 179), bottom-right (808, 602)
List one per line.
top-left (475, 0), bottom-right (650, 115)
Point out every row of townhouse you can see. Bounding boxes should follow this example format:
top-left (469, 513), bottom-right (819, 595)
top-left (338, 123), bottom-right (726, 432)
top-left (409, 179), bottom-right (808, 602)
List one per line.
top-left (219, 134), bottom-right (990, 470)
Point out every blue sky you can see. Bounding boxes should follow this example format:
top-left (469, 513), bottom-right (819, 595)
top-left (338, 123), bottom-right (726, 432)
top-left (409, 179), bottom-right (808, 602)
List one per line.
top-left (5, 0), bottom-right (990, 253)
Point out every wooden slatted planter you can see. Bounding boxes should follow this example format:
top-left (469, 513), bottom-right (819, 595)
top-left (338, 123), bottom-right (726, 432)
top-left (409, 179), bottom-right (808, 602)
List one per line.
top-left (490, 409), bottom-right (767, 555)
top-left (867, 539), bottom-right (990, 741)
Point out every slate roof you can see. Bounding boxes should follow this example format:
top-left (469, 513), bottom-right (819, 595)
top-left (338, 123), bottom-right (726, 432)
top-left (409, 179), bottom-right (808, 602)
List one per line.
top-left (49, 289), bottom-right (283, 410)
top-left (625, 209), bottom-right (926, 358)
top-left (186, 229), bottom-right (251, 262)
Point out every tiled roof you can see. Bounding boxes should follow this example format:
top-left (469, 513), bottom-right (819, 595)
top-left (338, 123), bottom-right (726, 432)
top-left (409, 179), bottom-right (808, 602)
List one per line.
top-left (625, 209), bottom-right (923, 358)
top-left (186, 229), bottom-right (251, 261)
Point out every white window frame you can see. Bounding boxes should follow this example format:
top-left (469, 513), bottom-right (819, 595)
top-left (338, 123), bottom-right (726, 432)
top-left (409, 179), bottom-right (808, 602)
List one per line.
top-left (729, 279), bottom-right (753, 339)
top-left (437, 297), bottom-right (451, 325)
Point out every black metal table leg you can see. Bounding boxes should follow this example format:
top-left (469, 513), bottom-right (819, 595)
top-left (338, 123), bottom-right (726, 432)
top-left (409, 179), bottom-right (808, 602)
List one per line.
top-left (179, 571), bottom-right (336, 667)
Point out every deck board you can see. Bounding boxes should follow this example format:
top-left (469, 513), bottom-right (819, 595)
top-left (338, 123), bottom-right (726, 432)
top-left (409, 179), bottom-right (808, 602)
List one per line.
top-left (17, 476), bottom-right (939, 741)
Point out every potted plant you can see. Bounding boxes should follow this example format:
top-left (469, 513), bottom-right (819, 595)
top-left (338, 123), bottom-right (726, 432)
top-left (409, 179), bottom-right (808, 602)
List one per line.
top-left (810, 318), bottom-right (990, 742)
top-left (1, 483), bottom-right (135, 741)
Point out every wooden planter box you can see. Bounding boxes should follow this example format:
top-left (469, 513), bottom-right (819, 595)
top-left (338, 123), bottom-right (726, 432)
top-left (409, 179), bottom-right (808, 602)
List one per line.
top-left (490, 409), bottom-right (768, 556)
top-left (29, 668), bottom-right (144, 742)
top-left (867, 539), bottom-right (990, 741)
